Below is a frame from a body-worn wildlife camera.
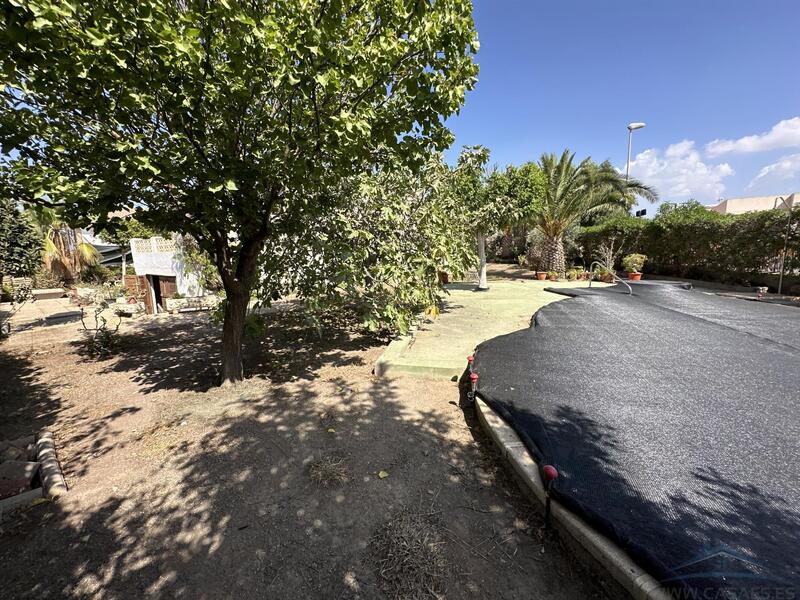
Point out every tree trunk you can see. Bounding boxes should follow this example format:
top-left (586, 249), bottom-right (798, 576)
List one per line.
top-left (476, 232), bottom-right (488, 290)
top-left (543, 235), bottom-right (566, 274)
top-left (220, 285), bottom-right (248, 386)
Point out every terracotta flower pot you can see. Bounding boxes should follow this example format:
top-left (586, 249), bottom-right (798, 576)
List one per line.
top-left (536, 272), bottom-right (547, 281)
top-left (628, 272), bottom-right (642, 281)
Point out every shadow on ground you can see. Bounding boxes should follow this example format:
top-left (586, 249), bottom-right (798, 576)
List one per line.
top-left (100, 310), bottom-right (385, 394)
top-left (0, 312), bottom-right (609, 599)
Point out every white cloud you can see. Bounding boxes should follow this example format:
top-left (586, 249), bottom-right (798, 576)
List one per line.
top-left (747, 153), bottom-right (800, 189)
top-left (706, 117), bottom-right (800, 157)
top-left (627, 140), bottom-right (734, 201)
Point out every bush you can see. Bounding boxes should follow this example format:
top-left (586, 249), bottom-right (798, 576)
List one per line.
top-left (622, 253), bottom-right (647, 273)
top-left (31, 265), bottom-right (63, 289)
top-left (80, 264), bottom-right (113, 284)
top-left (575, 203), bottom-right (799, 285)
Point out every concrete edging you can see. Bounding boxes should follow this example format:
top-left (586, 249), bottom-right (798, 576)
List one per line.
top-left (36, 431), bottom-right (68, 498)
top-left (475, 398), bottom-right (672, 600)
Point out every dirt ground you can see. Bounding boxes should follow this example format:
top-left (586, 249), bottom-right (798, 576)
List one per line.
top-left (0, 305), bottom-right (612, 599)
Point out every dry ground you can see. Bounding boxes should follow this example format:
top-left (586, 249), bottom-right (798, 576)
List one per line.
top-left (0, 305), bottom-right (612, 599)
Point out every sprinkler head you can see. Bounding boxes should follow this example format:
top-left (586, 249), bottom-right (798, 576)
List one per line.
top-left (542, 465), bottom-right (559, 482)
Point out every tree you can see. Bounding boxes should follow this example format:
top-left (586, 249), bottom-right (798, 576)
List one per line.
top-left (1, 0), bottom-right (479, 384)
top-left (531, 150), bottom-right (657, 274)
top-left (282, 153), bottom-right (476, 332)
top-left (452, 146), bottom-right (531, 290)
top-left (28, 207), bottom-right (100, 282)
top-left (102, 217), bottom-right (159, 248)
top-left (0, 198), bottom-right (41, 282)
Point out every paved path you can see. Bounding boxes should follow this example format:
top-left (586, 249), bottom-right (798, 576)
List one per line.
top-left (474, 281), bottom-right (800, 597)
top-left (0, 297), bottom-right (82, 332)
top-left (375, 265), bottom-right (606, 378)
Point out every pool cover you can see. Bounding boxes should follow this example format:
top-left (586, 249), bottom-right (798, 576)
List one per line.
top-left (473, 282), bottom-right (800, 598)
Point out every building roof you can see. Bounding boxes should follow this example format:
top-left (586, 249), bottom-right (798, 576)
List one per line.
top-left (705, 193), bottom-right (796, 215)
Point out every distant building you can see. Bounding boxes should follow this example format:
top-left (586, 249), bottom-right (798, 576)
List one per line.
top-left (129, 236), bottom-right (205, 314)
top-left (705, 193), bottom-right (796, 215)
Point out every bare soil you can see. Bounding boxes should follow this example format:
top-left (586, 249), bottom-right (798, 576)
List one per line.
top-left (0, 306), bottom-right (612, 599)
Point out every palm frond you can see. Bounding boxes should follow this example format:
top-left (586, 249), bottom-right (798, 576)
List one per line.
top-left (76, 241), bottom-right (100, 266)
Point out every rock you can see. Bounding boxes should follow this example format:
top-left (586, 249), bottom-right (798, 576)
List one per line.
top-left (0, 460), bottom-right (40, 485)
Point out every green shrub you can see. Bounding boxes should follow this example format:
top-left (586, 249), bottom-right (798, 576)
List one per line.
top-left (31, 265), bottom-right (63, 289)
top-left (622, 253), bottom-right (647, 273)
top-left (575, 203), bottom-right (799, 284)
top-left (80, 264), bottom-right (113, 284)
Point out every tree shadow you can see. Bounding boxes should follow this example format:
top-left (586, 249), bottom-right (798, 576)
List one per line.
top-left (0, 345), bottom-right (59, 440)
top-left (101, 310), bottom-right (385, 394)
top-left (0, 369), bottom-right (609, 599)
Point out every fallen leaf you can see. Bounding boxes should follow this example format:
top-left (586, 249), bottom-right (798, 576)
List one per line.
top-left (378, 470), bottom-right (389, 479)
top-left (327, 428), bottom-right (336, 433)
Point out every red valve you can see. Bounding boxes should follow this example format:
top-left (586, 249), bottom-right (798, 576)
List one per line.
top-left (543, 465), bottom-right (558, 482)
top-left (467, 355), bottom-right (474, 363)
top-left (469, 372), bottom-right (479, 383)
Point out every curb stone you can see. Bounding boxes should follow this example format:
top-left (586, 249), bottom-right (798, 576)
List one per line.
top-left (475, 398), bottom-right (672, 600)
top-left (35, 431), bottom-right (68, 498)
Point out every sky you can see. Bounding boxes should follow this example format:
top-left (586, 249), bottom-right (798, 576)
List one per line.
top-left (445, 0), bottom-right (800, 212)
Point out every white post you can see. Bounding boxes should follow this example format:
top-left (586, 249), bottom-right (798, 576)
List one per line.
top-left (477, 232), bottom-right (488, 290)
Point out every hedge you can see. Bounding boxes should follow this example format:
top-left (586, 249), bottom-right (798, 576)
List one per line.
top-left (574, 202), bottom-right (799, 285)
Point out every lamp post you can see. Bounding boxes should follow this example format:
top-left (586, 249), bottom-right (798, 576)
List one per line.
top-left (625, 122), bottom-right (646, 182)
top-left (777, 194), bottom-right (795, 296)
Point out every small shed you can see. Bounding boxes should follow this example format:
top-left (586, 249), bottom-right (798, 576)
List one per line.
top-left (129, 237), bottom-right (204, 314)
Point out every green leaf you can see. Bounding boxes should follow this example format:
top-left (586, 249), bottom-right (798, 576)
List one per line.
top-left (224, 179), bottom-right (238, 191)
top-left (208, 183), bottom-right (224, 193)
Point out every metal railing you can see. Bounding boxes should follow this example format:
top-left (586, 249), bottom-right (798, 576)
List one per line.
top-left (587, 260), bottom-right (632, 295)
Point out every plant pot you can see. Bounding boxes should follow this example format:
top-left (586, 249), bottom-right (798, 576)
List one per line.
top-left (600, 272), bottom-right (615, 283)
top-left (536, 272), bottom-right (548, 281)
top-left (628, 272), bottom-right (642, 281)
top-left (548, 275), bottom-right (558, 282)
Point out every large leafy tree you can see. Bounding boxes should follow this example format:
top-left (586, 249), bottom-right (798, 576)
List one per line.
top-left (453, 146), bottom-right (532, 289)
top-left (279, 154), bottom-right (476, 332)
top-left (1, 0), bottom-right (479, 383)
top-left (531, 150), bottom-right (656, 274)
top-left (0, 198), bottom-right (41, 282)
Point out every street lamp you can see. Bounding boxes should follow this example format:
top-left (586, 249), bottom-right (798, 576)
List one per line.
top-left (626, 122), bottom-right (646, 182)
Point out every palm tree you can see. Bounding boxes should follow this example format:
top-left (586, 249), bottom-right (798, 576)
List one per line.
top-left (30, 207), bottom-right (100, 282)
top-left (531, 150), bottom-right (657, 273)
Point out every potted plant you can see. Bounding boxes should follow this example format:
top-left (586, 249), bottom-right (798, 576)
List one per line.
top-left (594, 266), bottom-right (615, 283)
top-left (547, 271), bottom-right (559, 281)
top-left (622, 253), bottom-right (647, 281)
top-left (536, 271), bottom-right (548, 281)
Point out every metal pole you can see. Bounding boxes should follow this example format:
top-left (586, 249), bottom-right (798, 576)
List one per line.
top-left (625, 129), bottom-right (633, 182)
top-left (777, 196), bottom-right (793, 295)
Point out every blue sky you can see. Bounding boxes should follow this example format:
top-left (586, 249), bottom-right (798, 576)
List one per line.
top-left (445, 0), bottom-right (800, 210)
